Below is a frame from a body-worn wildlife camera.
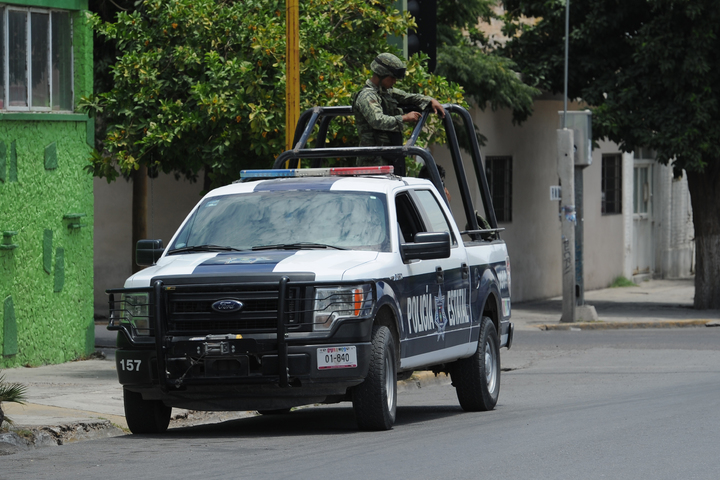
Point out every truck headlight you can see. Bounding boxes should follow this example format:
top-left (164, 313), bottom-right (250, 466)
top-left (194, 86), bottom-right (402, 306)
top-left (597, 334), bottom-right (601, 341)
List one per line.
top-left (313, 285), bottom-right (371, 331)
top-left (121, 293), bottom-right (151, 336)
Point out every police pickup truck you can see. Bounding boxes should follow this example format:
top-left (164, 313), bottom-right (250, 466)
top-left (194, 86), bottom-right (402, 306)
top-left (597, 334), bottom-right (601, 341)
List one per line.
top-left (108, 104), bottom-right (513, 432)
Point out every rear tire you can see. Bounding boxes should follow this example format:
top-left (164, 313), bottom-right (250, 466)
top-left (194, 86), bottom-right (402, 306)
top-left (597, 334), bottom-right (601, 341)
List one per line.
top-left (123, 388), bottom-right (171, 434)
top-left (451, 316), bottom-right (500, 411)
top-left (352, 325), bottom-right (397, 431)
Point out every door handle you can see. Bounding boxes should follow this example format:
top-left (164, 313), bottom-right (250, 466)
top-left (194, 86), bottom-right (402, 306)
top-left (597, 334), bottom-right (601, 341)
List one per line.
top-left (462, 263), bottom-right (469, 279)
top-left (436, 266), bottom-right (444, 284)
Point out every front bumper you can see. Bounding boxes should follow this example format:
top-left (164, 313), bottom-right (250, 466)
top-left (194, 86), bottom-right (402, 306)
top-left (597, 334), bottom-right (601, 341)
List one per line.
top-left (110, 276), bottom-right (378, 409)
top-left (116, 341), bottom-right (372, 410)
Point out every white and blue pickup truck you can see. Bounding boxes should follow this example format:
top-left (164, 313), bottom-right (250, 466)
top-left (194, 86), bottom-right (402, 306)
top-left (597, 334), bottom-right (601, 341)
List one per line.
top-left (108, 104), bottom-right (513, 433)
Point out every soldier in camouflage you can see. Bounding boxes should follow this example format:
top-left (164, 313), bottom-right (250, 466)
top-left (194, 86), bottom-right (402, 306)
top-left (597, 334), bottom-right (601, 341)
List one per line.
top-left (352, 53), bottom-right (445, 175)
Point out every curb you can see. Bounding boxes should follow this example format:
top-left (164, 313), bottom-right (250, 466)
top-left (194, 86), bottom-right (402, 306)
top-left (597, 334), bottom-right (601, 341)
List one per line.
top-left (537, 319), bottom-right (715, 331)
top-left (0, 420), bottom-right (124, 455)
top-left (398, 371), bottom-right (451, 391)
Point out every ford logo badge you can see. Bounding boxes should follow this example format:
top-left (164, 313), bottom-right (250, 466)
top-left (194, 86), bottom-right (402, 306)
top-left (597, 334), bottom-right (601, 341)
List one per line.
top-left (211, 299), bottom-right (244, 313)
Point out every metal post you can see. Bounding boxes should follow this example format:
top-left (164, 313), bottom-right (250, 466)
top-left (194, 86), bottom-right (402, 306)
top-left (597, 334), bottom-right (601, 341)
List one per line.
top-left (277, 276), bottom-right (290, 387)
top-left (285, 0), bottom-right (300, 151)
top-left (575, 166), bottom-right (584, 305)
top-left (562, 0), bottom-right (570, 129)
top-left (558, 129), bottom-right (576, 323)
top-left (558, 0), bottom-right (576, 323)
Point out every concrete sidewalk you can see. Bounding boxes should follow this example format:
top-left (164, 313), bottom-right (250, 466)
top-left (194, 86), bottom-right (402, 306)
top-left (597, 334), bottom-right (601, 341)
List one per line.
top-left (513, 277), bottom-right (720, 330)
top-left (1, 277), bottom-right (718, 453)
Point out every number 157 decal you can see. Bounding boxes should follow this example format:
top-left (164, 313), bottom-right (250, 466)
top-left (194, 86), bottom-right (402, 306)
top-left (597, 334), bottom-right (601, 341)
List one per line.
top-left (120, 359), bottom-right (142, 372)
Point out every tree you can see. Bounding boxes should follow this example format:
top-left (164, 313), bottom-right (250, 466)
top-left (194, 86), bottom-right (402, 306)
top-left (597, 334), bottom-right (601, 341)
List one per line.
top-left (84, 0), bottom-right (465, 272)
top-left (502, 0), bottom-right (720, 308)
top-left (435, 0), bottom-right (539, 126)
top-left (85, 0), bottom-right (465, 187)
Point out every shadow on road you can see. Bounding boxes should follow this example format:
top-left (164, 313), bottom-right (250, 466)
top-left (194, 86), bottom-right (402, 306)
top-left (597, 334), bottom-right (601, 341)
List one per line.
top-left (112, 403), bottom-right (466, 440)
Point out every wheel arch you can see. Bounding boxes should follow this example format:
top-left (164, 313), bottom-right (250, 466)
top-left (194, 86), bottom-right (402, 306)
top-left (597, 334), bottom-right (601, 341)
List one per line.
top-left (475, 265), bottom-right (503, 335)
top-left (481, 290), bottom-right (501, 334)
top-left (373, 304), bottom-right (400, 359)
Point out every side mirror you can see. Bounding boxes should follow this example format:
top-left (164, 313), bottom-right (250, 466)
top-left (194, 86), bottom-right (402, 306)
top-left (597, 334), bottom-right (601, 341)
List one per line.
top-left (401, 232), bottom-right (451, 262)
top-left (136, 239), bottom-right (164, 267)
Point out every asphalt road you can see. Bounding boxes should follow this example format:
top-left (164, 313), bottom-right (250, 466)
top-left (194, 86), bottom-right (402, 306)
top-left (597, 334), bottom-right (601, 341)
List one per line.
top-left (4, 328), bottom-right (720, 480)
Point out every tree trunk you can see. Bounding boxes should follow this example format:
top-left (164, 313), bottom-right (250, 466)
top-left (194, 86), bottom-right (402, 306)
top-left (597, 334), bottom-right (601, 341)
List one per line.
top-left (203, 166), bottom-right (213, 194)
top-left (686, 162), bottom-right (720, 309)
top-left (131, 165), bottom-right (148, 274)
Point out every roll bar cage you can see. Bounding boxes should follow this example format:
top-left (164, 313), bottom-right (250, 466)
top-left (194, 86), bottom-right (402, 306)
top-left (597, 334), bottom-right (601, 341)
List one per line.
top-left (272, 104), bottom-right (500, 241)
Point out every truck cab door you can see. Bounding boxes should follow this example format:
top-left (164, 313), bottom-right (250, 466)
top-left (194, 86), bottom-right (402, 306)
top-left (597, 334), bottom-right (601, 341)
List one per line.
top-left (395, 189), bottom-right (472, 369)
top-left (411, 189), bottom-right (472, 350)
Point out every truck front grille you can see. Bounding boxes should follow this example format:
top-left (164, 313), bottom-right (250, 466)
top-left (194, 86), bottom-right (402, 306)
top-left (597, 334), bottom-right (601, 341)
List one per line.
top-left (166, 285), bottom-right (304, 333)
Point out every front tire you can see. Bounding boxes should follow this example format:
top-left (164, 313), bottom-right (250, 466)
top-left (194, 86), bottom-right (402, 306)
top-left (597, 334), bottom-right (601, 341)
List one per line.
top-left (451, 316), bottom-right (500, 411)
top-left (352, 325), bottom-right (397, 431)
top-left (123, 388), bottom-right (172, 434)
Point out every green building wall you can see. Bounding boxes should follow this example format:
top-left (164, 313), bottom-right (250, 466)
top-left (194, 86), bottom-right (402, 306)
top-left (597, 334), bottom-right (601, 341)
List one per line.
top-left (0, 1), bottom-right (94, 367)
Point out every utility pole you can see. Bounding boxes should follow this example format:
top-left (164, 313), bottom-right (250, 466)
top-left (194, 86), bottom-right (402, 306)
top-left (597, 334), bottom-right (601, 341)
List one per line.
top-left (558, 129), bottom-right (576, 323)
top-left (559, 0), bottom-right (576, 323)
top-left (285, 0), bottom-right (300, 151)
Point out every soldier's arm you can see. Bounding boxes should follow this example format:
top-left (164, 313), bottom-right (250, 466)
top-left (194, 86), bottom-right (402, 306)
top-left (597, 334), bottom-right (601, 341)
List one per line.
top-left (356, 91), bottom-right (404, 132)
top-left (393, 89), bottom-right (445, 117)
top-left (392, 88), bottom-right (431, 110)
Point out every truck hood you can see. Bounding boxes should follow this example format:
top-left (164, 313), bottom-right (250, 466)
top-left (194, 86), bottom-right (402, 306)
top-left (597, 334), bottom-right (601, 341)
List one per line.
top-left (124, 250), bottom-right (380, 287)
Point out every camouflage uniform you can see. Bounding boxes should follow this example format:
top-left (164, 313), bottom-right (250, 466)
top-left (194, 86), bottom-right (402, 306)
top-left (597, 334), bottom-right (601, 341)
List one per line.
top-left (352, 54), bottom-right (433, 173)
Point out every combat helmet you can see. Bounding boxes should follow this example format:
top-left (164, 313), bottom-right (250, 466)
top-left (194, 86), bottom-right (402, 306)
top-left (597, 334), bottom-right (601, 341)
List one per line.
top-left (370, 53), bottom-right (406, 79)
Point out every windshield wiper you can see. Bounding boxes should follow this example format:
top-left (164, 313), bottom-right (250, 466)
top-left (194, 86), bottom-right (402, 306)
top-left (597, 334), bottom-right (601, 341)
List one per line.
top-left (251, 242), bottom-right (347, 251)
top-left (167, 244), bottom-right (246, 255)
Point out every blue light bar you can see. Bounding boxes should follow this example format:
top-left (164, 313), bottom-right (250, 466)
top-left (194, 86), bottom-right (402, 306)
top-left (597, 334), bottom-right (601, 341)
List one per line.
top-left (240, 169), bottom-right (297, 178)
top-left (240, 166), bottom-right (394, 180)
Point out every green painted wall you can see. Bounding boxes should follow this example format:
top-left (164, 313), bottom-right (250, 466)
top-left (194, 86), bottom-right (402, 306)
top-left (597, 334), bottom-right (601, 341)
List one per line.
top-left (0, 5), bottom-right (94, 367)
top-left (0, 120), bottom-right (94, 367)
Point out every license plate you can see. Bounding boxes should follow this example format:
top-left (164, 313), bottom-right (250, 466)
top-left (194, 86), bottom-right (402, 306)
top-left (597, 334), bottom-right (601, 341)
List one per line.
top-left (317, 346), bottom-right (357, 370)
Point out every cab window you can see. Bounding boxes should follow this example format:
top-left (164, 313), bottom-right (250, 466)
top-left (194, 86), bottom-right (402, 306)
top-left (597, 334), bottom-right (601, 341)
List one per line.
top-left (412, 189), bottom-right (457, 246)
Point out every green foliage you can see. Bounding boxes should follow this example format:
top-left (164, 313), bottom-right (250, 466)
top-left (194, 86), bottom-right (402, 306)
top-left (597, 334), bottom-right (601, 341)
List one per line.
top-left (609, 276), bottom-right (638, 288)
top-left (435, 0), bottom-right (539, 124)
top-left (502, 0), bottom-right (720, 174)
top-left (84, 0), bottom-right (465, 188)
top-left (0, 372), bottom-right (26, 404)
top-left (0, 371), bottom-right (27, 426)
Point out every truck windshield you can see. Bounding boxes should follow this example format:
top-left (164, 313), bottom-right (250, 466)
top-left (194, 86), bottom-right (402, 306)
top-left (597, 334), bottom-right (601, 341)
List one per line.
top-left (169, 190), bottom-right (390, 252)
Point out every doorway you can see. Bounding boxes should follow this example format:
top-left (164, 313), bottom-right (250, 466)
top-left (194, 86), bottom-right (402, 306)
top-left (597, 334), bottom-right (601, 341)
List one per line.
top-left (632, 152), bottom-right (655, 277)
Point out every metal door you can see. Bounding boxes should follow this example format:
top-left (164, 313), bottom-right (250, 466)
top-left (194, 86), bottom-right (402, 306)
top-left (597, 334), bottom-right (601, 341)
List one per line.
top-left (632, 162), bottom-right (654, 275)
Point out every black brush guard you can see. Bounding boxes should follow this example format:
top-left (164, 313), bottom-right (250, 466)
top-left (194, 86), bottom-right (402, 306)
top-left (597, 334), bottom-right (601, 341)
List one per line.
top-left (109, 277), bottom-right (375, 390)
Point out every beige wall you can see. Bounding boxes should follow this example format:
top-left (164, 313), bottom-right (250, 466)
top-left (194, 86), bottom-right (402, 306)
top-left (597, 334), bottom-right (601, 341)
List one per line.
top-left (93, 173), bottom-right (204, 317)
top-left (583, 140), bottom-right (626, 290)
top-left (434, 100), bottom-right (626, 302)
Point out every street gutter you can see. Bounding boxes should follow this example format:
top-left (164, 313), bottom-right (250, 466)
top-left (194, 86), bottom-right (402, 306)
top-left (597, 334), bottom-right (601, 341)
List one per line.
top-left (537, 319), bottom-right (716, 331)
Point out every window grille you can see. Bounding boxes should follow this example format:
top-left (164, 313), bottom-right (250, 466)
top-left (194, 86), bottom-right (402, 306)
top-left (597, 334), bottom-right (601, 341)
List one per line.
top-left (602, 154), bottom-right (622, 214)
top-left (2, 7), bottom-right (73, 111)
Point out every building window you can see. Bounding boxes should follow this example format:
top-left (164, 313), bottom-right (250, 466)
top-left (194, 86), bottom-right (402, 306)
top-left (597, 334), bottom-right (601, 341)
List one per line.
top-left (602, 154), bottom-right (622, 214)
top-left (633, 164), bottom-right (652, 215)
top-left (1, 6), bottom-right (73, 111)
top-left (485, 156), bottom-right (512, 223)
